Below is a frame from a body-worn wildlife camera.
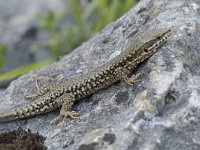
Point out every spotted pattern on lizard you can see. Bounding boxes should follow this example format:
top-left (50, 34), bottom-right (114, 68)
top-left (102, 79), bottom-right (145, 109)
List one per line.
top-left (0, 28), bottom-right (171, 126)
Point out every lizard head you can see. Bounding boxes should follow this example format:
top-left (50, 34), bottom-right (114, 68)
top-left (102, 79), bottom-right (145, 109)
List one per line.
top-left (139, 28), bottom-right (171, 57)
top-left (125, 28), bottom-right (171, 65)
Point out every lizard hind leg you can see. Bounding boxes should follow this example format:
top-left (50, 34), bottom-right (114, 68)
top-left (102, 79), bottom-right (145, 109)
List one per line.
top-left (50, 94), bottom-right (79, 131)
top-left (25, 75), bottom-right (55, 100)
top-left (25, 84), bottom-right (51, 100)
top-left (60, 109), bottom-right (79, 131)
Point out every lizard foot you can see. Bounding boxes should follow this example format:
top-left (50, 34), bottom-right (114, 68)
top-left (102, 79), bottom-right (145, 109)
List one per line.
top-left (125, 73), bottom-right (142, 86)
top-left (50, 111), bottom-right (79, 131)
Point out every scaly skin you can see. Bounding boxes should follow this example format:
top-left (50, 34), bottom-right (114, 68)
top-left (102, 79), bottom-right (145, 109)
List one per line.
top-left (0, 28), bottom-right (171, 124)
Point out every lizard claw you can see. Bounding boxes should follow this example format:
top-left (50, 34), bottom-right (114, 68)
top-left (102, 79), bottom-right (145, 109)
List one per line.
top-left (50, 115), bottom-right (62, 124)
top-left (50, 111), bottom-right (79, 131)
top-left (126, 72), bottom-right (143, 86)
top-left (67, 111), bottom-right (79, 118)
top-left (50, 111), bottom-right (79, 137)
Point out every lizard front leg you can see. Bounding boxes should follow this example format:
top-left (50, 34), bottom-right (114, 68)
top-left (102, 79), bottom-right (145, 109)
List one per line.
top-left (123, 73), bottom-right (142, 85)
top-left (116, 67), bottom-right (142, 86)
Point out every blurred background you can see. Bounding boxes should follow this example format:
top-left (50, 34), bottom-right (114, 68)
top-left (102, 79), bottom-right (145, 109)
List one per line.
top-left (0, 0), bottom-right (138, 88)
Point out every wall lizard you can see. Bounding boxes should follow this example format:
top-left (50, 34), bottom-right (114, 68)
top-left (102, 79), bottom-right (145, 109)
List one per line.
top-left (0, 28), bottom-right (171, 126)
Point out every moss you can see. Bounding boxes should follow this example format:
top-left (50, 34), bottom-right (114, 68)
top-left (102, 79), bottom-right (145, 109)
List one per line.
top-left (0, 127), bottom-right (47, 150)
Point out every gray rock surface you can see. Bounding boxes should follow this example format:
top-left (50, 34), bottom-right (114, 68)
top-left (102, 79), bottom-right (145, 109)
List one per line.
top-left (0, 0), bottom-right (200, 149)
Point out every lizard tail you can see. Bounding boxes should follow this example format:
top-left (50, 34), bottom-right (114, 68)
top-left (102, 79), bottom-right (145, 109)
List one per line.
top-left (0, 109), bottom-right (17, 123)
top-left (0, 98), bottom-right (61, 123)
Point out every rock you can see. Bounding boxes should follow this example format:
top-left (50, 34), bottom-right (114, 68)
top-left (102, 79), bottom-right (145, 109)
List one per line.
top-left (0, 0), bottom-right (200, 149)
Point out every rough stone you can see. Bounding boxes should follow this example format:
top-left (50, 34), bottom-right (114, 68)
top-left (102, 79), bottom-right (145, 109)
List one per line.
top-left (0, 0), bottom-right (200, 149)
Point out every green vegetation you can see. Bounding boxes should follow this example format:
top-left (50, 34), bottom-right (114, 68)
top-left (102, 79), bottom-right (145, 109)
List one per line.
top-left (0, 0), bottom-right (137, 83)
top-left (40, 0), bottom-right (138, 58)
top-left (0, 43), bottom-right (7, 69)
top-left (0, 59), bottom-right (52, 81)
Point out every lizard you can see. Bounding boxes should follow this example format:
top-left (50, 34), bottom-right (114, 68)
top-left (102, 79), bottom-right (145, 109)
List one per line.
top-left (0, 28), bottom-right (171, 127)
